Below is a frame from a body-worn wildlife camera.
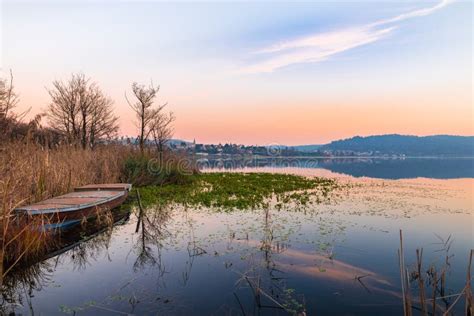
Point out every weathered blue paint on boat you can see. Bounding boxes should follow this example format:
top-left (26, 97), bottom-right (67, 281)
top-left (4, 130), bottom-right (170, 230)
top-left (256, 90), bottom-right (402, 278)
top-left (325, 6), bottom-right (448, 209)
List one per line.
top-left (74, 183), bottom-right (132, 192)
top-left (42, 219), bottom-right (82, 230)
top-left (14, 183), bottom-right (132, 230)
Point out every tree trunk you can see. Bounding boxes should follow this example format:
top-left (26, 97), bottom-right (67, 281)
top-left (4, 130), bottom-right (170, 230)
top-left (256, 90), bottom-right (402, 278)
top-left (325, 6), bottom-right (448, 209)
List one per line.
top-left (81, 111), bottom-right (87, 149)
top-left (159, 142), bottom-right (163, 165)
top-left (140, 103), bottom-right (145, 154)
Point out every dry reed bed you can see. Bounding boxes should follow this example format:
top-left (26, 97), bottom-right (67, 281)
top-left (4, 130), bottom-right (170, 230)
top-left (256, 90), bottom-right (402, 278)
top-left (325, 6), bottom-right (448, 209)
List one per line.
top-left (0, 143), bottom-right (128, 210)
top-left (0, 142), bottom-right (131, 279)
top-left (0, 141), bottom-right (193, 277)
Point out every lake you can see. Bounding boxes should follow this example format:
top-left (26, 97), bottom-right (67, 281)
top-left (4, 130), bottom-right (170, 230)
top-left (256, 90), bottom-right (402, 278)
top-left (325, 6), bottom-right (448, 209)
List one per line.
top-left (199, 156), bottom-right (474, 179)
top-left (2, 158), bottom-right (473, 315)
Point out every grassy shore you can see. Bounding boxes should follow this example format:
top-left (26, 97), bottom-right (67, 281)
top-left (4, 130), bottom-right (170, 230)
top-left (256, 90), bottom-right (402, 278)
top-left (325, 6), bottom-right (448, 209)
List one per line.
top-left (0, 142), bottom-right (192, 274)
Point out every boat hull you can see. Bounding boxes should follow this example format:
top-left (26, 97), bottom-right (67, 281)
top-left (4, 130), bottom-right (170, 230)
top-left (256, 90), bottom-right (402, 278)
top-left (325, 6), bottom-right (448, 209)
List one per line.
top-left (38, 192), bottom-right (128, 229)
top-left (15, 185), bottom-right (131, 230)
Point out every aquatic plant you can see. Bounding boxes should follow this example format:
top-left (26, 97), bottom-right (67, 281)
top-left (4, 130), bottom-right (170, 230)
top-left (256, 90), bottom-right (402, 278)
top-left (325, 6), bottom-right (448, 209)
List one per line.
top-left (138, 172), bottom-right (339, 211)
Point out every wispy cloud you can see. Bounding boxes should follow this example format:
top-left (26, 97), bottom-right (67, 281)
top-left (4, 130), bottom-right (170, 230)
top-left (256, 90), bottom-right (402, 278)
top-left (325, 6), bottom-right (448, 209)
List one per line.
top-left (240, 0), bottom-right (454, 74)
top-left (243, 27), bottom-right (394, 74)
top-left (369, 0), bottom-right (454, 27)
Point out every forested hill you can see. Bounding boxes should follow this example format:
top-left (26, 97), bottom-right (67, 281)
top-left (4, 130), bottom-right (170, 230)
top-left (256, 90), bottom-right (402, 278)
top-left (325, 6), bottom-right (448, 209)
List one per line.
top-left (320, 135), bottom-right (474, 156)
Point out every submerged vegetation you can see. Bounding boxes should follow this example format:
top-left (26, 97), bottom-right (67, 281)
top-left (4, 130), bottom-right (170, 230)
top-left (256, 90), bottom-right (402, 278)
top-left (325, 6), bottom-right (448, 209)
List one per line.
top-left (138, 172), bottom-right (339, 210)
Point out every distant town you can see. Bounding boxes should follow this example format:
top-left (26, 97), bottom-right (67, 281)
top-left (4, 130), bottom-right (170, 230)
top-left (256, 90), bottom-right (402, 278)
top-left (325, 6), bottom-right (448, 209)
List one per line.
top-left (175, 142), bottom-right (401, 158)
top-left (114, 134), bottom-right (474, 158)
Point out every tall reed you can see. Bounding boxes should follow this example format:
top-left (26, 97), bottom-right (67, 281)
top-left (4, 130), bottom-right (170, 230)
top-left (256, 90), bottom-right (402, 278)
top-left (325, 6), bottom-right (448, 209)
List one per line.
top-left (0, 142), bottom-right (130, 278)
top-left (0, 140), bottom-right (194, 283)
top-left (399, 230), bottom-right (473, 316)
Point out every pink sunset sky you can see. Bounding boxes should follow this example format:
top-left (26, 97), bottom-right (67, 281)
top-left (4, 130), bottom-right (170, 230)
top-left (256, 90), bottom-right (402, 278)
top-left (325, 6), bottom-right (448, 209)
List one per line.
top-left (1, 0), bottom-right (472, 145)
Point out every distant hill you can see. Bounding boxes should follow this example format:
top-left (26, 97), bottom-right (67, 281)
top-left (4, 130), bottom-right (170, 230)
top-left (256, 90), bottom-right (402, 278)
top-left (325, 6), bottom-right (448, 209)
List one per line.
top-left (168, 139), bottom-right (193, 146)
top-left (320, 135), bottom-right (474, 157)
top-left (291, 144), bottom-right (322, 152)
top-left (158, 135), bottom-right (474, 157)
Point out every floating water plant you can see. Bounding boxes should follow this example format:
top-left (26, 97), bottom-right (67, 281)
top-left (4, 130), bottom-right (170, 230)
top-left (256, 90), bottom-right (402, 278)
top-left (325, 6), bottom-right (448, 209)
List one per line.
top-left (137, 172), bottom-right (339, 211)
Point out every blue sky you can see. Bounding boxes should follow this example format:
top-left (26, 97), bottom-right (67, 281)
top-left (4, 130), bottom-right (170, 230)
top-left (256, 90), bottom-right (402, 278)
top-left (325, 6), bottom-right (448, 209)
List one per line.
top-left (1, 0), bottom-right (472, 144)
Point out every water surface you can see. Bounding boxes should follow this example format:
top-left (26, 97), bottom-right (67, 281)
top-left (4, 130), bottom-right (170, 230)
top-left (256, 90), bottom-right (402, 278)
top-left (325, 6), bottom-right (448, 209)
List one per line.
top-left (200, 157), bottom-right (474, 179)
top-left (2, 165), bottom-right (473, 315)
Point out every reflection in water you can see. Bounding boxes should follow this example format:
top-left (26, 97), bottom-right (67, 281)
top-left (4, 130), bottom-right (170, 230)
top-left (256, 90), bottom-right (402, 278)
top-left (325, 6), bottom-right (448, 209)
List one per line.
top-left (132, 204), bottom-right (171, 275)
top-left (1, 260), bottom-right (53, 315)
top-left (0, 211), bottom-right (130, 315)
top-left (67, 229), bottom-right (114, 272)
top-left (0, 175), bottom-right (471, 315)
top-left (231, 209), bottom-right (397, 315)
top-left (203, 157), bottom-right (474, 179)
top-left (232, 207), bottom-right (306, 314)
top-left (316, 158), bottom-right (474, 179)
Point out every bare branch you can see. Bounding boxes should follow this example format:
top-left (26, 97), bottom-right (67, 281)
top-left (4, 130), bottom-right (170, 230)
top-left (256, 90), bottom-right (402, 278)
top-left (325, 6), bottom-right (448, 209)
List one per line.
top-left (46, 73), bottom-right (119, 149)
top-left (126, 81), bottom-right (171, 154)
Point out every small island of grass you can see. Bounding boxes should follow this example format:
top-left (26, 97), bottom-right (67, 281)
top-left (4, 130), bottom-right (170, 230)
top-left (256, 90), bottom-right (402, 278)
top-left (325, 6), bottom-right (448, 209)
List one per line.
top-left (137, 172), bottom-right (339, 211)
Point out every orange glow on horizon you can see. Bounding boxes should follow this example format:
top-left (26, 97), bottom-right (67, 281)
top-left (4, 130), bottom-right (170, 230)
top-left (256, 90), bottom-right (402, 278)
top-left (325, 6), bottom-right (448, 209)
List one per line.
top-left (14, 91), bottom-right (473, 145)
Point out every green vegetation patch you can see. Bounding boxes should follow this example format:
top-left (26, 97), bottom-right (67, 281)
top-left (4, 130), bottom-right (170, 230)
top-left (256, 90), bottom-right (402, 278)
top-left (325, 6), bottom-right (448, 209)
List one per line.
top-left (137, 172), bottom-right (338, 211)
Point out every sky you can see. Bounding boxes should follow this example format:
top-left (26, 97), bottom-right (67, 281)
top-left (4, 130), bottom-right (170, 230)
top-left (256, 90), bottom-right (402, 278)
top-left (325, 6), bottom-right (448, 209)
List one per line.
top-left (1, 0), bottom-right (472, 145)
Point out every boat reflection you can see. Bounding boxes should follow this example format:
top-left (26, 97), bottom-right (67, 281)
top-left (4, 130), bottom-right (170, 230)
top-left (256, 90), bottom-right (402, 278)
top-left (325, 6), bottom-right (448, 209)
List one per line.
top-left (0, 209), bottom-right (131, 314)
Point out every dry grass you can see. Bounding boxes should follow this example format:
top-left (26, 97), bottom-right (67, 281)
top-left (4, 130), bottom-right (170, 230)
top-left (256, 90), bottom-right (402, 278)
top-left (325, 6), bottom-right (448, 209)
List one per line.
top-left (399, 230), bottom-right (473, 316)
top-left (0, 141), bottom-right (193, 280)
top-left (0, 142), bottom-right (129, 208)
top-left (0, 142), bottom-right (133, 277)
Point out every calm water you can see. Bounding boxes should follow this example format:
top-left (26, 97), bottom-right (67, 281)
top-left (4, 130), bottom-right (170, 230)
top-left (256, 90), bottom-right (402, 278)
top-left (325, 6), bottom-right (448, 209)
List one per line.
top-left (2, 160), bottom-right (473, 315)
top-left (200, 157), bottom-right (474, 179)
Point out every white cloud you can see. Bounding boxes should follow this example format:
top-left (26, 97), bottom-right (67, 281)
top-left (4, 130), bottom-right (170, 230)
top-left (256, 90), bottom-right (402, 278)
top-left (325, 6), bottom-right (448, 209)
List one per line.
top-left (369, 0), bottom-right (455, 27)
top-left (241, 0), bottom-right (454, 74)
top-left (243, 27), bottom-right (394, 74)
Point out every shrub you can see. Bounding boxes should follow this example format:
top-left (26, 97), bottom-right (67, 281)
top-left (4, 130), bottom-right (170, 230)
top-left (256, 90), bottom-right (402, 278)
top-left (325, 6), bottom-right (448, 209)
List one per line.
top-left (122, 151), bottom-right (195, 186)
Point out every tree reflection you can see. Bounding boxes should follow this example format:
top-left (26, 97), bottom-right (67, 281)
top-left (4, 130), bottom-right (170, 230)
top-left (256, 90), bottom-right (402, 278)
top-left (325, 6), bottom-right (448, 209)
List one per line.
top-left (0, 260), bottom-right (53, 315)
top-left (0, 210), bottom-right (130, 314)
top-left (132, 204), bottom-right (172, 279)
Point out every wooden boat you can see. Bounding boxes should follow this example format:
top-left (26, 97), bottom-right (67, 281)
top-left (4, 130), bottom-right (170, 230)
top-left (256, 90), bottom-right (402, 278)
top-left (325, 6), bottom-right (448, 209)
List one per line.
top-left (15, 183), bottom-right (132, 230)
top-left (74, 183), bottom-right (132, 192)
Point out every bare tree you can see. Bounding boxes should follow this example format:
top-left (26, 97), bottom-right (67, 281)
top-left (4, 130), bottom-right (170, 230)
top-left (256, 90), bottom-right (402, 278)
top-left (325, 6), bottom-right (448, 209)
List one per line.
top-left (126, 82), bottom-right (170, 154)
top-left (47, 73), bottom-right (119, 149)
top-left (88, 96), bottom-right (119, 147)
top-left (47, 75), bottom-right (81, 144)
top-left (0, 70), bottom-right (19, 119)
top-left (150, 110), bottom-right (175, 154)
top-left (0, 70), bottom-right (19, 141)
